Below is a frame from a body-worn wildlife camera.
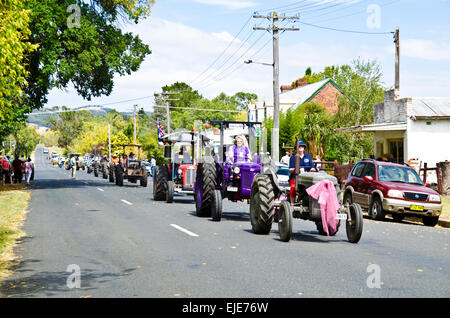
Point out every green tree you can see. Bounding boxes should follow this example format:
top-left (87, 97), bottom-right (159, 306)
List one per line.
top-left (0, 0), bottom-right (38, 141)
top-left (14, 125), bottom-right (40, 157)
top-left (23, 0), bottom-right (153, 109)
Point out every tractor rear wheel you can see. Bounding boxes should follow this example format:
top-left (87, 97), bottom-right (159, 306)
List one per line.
top-left (102, 163), bottom-right (108, 179)
top-left (250, 174), bottom-right (275, 234)
top-left (153, 165), bottom-right (168, 201)
top-left (140, 174), bottom-right (148, 187)
top-left (195, 162), bottom-right (216, 217)
top-left (115, 165), bottom-right (124, 186)
top-left (93, 162), bottom-right (99, 177)
top-left (109, 164), bottom-right (115, 183)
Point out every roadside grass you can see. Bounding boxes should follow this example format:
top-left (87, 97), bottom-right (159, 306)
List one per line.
top-left (0, 184), bottom-right (30, 280)
top-left (441, 196), bottom-right (450, 218)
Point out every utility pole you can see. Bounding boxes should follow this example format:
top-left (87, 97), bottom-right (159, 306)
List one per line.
top-left (108, 124), bottom-right (111, 162)
top-left (394, 28), bottom-right (400, 91)
top-left (253, 12), bottom-right (299, 163)
top-left (133, 104), bottom-right (137, 143)
top-left (155, 92), bottom-right (180, 135)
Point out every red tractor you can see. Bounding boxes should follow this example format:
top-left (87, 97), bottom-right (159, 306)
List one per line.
top-left (153, 131), bottom-right (205, 203)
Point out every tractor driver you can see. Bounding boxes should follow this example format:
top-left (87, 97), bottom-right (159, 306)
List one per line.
top-left (226, 135), bottom-right (252, 164)
top-left (288, 140), bottom-right (317, 204)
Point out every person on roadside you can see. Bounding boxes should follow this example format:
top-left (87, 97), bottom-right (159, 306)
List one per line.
top-left (313, 155), bottom-right (322, 171)
top-left (0, 156), bottom-right (3, 186)
top-left (150, 155), bottom-right (156, 178)
top-left (129, 152), bottom-right (136, 160)
top-left (24, 158), bottom-right (34, 185)
top-left (70, 155), bottom-right (77, 179)
top-left (2, 156), bottom-right (13, 185)
top-left (280, 151), bottom-right (291, 165)
top-left (288, 140), bottom-right (317, 204)
top-left (12, 156), bottom-right (24, 184)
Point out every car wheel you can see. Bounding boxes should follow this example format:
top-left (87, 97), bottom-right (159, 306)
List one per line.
top-left (422, 216), bottom-right (439, 227)
top-left (391, 213), bottom-right (405, 222)
top-left (369, 196), bottom-right (385, 220)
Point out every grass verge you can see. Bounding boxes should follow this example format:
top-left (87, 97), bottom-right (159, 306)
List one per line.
top-left (0, 184), bottom-right (30, 280)
top-left (441, 196), bottom-right (450, 218)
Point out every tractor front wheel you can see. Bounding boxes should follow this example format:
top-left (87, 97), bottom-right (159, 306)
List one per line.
top-left (195, 162), bottom-right (216, 217)
top-left (211, 190), bottom-right (223, 222)
top-left (250, 174), bottom-right (275, 234)
top-left (278, 200), bottom-right (292, 242)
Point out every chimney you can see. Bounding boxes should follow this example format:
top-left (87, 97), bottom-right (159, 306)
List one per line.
top-left (295, 78), bottom-right (309, 88)
top-left (280, 85), bottom-right (292, 93)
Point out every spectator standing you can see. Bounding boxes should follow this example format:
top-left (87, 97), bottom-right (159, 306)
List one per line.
top-left (24, 158), bottom-right (34, 185)
top-left (313, 155), bottom-right (322, 171)
top-left (2, 156), bottom-right (13, 185)
top-left (13, 156), bottom-right (24, 184)
top-left (280, 151), bottom-right (291, 165)
top-left (70, 155), bottom-right (77, 179)
top-left (150, 155), bottom-right (156, 178)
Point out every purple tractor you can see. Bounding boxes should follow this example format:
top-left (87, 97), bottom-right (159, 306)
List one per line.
top-left (194, 121), bottom-right (283, 223)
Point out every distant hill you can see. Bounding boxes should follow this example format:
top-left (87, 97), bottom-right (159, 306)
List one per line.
top-left (26, 105), bottom-right (134, 127)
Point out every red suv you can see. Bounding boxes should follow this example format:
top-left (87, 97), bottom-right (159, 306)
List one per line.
top-left (344, 159), bottom-right (442, 227)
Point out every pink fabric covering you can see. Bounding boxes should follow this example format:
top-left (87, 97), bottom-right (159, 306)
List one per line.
top-left (306, 180), bottom-right (340, 236)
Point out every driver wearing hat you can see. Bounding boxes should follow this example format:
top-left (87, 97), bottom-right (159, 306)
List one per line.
top-left (288, 140), bottom-right (317, 204)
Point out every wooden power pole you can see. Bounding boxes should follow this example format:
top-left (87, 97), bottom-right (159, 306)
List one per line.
top-left (394, 28), bottom-right (400, 91)
top-left (253, 12), bottom-right (299, 163)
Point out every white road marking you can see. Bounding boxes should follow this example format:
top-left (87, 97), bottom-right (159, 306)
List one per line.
top-left (121, 199), bottom-right (133, 205)
top-left (170, 224), bottom-right (199, 237)
top-left (97, 188), bottom-right (104, 192)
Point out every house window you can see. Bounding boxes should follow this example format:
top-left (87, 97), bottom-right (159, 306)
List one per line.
top-left (388, 139), bottom-right (404, 164)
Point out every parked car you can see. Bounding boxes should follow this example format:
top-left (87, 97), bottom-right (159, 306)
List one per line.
top-left (343, 159), bottom-right (442, 226)
top-left (43, 148), bottom-right (49, 154)
top-left (275, 163), bottom-right (290, 192)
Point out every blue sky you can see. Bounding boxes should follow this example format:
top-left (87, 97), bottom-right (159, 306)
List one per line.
top-left (45, 0), bottom-right (450, 112)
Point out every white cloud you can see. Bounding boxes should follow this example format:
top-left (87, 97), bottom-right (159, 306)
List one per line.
top-left (194, 0), bottom-right (257, 10)
top-left (386, 39), bottom-right (450, 61)
top-left (45, 18), bottom-right (450, 112)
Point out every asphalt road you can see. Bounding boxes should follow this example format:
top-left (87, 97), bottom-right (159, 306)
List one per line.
top-left (1, 147), bottom-right (449, 298)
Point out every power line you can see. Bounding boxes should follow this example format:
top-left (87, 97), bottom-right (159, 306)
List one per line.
top-left (190, 14), bottom-right (253, 85)
top-left (299, 21), bottom-right (394, 34)
top-left (257, 0), bottom-right (309, 13)
top-left (300, 0), bottom-right (369, 21)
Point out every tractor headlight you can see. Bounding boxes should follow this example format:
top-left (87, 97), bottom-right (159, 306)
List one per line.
top-left (234, 167), bottom-right (240, 174)
top-left (178, 169), bottom-right (182, 175)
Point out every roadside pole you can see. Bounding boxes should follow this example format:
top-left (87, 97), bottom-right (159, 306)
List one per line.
top-left (108, 124), bottom-right (111, 162)
top-left (253, 12), bottom-right (299, 163)
top-left (133, 104), bottom-right (137, 143)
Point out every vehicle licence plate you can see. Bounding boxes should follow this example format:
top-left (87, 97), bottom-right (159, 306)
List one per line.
top-left (336, 213), bottom-right (348, 220)
top-left (227, 187), bottom-right (238, 192)
top-left (410, 205), bottom-right (424, 211)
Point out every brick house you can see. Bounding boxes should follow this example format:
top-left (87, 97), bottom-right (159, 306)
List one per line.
top-left (248, 78), bottom-right (345, 122)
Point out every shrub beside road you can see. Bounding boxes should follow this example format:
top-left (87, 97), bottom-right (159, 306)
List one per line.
top-left (0, 184), bottom-right (30, 279)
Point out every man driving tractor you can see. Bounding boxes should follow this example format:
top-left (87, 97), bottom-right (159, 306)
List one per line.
top-left (289, 139), bottom-right (317, 204)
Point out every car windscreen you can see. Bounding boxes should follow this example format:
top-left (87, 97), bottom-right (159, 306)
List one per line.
top-left (377, 165), bottom-right (423, 184)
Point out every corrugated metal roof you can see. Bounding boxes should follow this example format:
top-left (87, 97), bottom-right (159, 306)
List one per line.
top-left (281, 78), bottom-right (331, 106)
top-left (410, 98), bottom-right (450, 117)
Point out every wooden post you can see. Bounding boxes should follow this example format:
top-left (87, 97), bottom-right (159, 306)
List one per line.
top-left (436, 162), bottom-right (443, 195)
top-left (440, 161), bottom-right (450, 195)
top-left (423, 162), bottom-right (427, 184)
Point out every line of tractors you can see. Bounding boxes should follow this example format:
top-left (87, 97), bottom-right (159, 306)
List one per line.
top-left (151, 120), bottom-right (363, 244)
top-left (74, 120), bottom-right (363, 244)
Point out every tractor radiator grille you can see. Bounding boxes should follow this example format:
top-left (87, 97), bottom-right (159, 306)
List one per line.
top-left (185, 169), bottom-right (196, 186)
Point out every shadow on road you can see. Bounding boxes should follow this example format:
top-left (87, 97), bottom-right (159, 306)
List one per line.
top-left (29, 178), bottom-right (118, 190)
top-left (0, 262), bottom-right (137, 298)
top-left (208, 212), bottom-right (250, 222)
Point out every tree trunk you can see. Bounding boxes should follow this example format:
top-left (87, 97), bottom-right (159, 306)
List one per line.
top-left (440, 161), bottom-right (450, 196)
